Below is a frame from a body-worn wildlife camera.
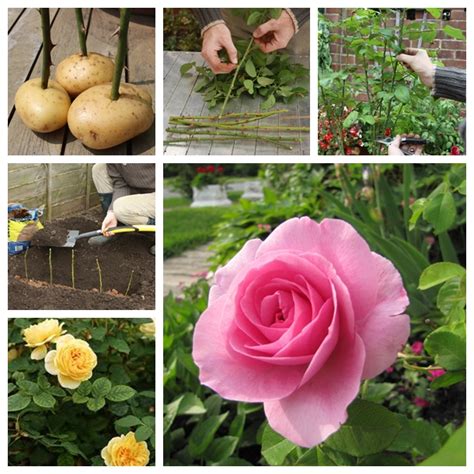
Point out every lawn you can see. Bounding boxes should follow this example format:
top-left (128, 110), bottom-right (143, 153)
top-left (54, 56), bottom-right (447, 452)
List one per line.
top-left (164, 206), bottom-right (229, 259)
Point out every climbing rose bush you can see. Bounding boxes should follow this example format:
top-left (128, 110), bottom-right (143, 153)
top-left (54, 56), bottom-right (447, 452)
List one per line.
top-left (23, 319), bottom-right (66, 360)
top-left (101, 431), bottom-right (150, 466)
top-left (45, 334), bottom-right (98, 389)
top-left (193, 217), bottom-right (410, 447)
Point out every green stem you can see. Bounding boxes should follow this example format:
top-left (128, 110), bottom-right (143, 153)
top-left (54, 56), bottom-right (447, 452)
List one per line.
top-left (71, 249), bottom-right (76, 289)
top-left (371, 164), bottom-right (385, 237)
top-left (75, 8), bottom-right (87, 56)
top-left (48, 248), bottom-right (53, 285)
top-left (169, 119), bottom-right (309, 132)
top-left (166, 128), bottom-right (301, 142)
top-left (219, 37), bottom-right (254, 117)
top-left (360, 379), bottom-right (369, 399)
top-left (170, 114), bottom-right (276, 127)
top-left (125, 270), bottom-right (134, 296)
top-left (23, 248), bottom-right (29, 280)
top-left (96, 258), bottom-right (103, 292)
top-left (111, 8), bottom-right (131, 101)
top-left (170, 110), bottom-right (287, 121)
top-left (40, 8), bottom-right (53, 89)
top-left (165, 136), bottom-right (294, 150)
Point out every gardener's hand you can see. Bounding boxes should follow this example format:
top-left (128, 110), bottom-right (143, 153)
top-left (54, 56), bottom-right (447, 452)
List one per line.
top-left (253, 10), bottom-right (295, 53)
top-left (396, 48), bottom-right (435, 88)
top-left (201, 23), bottom-right (238, 74)
top-left (101, 211), bottom-right (118, 237)
top-left (388, 134), bottom-right (424, 156)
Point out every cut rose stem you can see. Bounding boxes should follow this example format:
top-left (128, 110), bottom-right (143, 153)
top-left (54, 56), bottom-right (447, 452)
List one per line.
top-left (110, 8), bottom-right (131, 101)
top-left (170, 109), bottom-right (287, 121)
top-left (166, 127), bottom-right (301, 142)
top-left (75, 8), bottom-right (88, 56)
top-left (219, 37), bottom-right (254, 118)
top-left (165, 136), bottom-right (295, 150)
top-left (169, 118), bottom-right (309, 132)
top-left (40, 8), bottom-right (53, 89)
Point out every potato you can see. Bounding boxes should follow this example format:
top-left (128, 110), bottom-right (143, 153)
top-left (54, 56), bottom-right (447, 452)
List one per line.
top-left (67, 83), bottom-right (154, 149)
top-left (55, 52), bottom-right (114, 97)
top-left (15, 78), bottom-right (71, 133)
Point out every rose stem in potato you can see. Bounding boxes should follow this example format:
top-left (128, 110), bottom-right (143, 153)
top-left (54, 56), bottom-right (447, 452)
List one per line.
top-left (75, 8), bottom-right (87, 56)
top-left (110, 8), bottom-right (131, 101)
top-left (40, 8), bottom-right (54, 89)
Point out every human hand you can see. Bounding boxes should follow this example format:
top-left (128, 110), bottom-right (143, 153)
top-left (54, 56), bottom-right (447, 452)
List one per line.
top-left (396, 48), bottom-right (435, 88)
top-left (101, 211), bottom-right (118, 237)
top-left (388, 134), bottom-right (424, 156)
top-left (201, 23), bottom-right (238, 74)
top-left (253, 10), bottom-right (295, 53)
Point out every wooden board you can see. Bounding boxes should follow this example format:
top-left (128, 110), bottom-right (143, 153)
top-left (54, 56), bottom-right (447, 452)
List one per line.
top-left (163, 51), bottom-right (310, 156)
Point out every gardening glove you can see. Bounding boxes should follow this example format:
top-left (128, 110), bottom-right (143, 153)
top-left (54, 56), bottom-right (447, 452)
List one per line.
top-left (101, 210), bottom-right (118, 237)
top-left (253, 10), bottom-right (295, 53)
top-left (388, 134), bottom-right (424, 156)
top-left (396, 48), bottom-right (435, 89)
top-left (201, 23), bottom-right (238, 74)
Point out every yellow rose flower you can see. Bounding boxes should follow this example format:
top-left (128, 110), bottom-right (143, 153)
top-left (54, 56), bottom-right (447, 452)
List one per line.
top-left (139, 321), bottom-right (155, 338)
top-left (44, 334), bottom-right (97, 389)
top-left (101, 432), bottom-right (150, 466)
top-left (23, 319), bottom-right (66, 360)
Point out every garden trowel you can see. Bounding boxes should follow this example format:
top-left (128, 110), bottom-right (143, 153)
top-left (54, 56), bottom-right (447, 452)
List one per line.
top-left (54, 225), bottom-right (155, 248)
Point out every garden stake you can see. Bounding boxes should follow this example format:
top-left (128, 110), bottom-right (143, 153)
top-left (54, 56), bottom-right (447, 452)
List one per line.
top-left (219, 37), bottom-right (254, 118)
top-left (125, 269), bottom-right (134, 296)
top-left (40, 8), bottom-right (53, 89)
top-left (71, 249), bottom-right (76, 289)
top-left (23, 248), bottom-right (29, 280)
top-left (110, 8), bottom-right (131, 101)
top-left (96, 258), bottom-right (103, 292)
top-left (75, 8), bottom-right (87, 56)
top-left (48, 248), bottom-right (53, 285)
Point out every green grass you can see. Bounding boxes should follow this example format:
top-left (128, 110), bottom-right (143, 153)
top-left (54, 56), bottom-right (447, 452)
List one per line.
top-left (164, 207), bottom-right (229, 259)
top-left (164, 196), bottom-right (191, 209)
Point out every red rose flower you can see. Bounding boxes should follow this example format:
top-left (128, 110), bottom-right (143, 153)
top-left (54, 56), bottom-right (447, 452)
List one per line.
top-left (349, 127), bottom-right (359, 138)
top-left (450, 145), bottom-right (461, 155)
top-left (196, 167), bottom-right (206, 173)
top-left (217, 165), bottom-right (224, 173)
top-left (319, 141), bottom-right (329, 151)
top-left (384, 128), bottom-right (391, 137)
top-left (207, 165), bottom-right (216, 173)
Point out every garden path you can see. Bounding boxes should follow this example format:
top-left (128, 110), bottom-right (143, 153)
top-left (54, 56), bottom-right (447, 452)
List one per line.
top-left (163, 244), bottom-right (213, 296)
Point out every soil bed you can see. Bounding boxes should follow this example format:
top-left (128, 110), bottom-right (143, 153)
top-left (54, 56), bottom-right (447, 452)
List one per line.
top-left (9, 211), bottom-right (155, 310)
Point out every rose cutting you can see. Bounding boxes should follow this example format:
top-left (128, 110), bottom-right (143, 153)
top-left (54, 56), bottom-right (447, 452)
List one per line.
top-left (193, 217), bottom-right (410, 447)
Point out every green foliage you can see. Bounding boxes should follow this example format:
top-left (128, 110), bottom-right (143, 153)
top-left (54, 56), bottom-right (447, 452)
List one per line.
top-left (420, 422), bottom-right (466, 466)
top-left (8, 319), bottom-right (155, 466)
top-left (164, 8), bottom-right (201, 52)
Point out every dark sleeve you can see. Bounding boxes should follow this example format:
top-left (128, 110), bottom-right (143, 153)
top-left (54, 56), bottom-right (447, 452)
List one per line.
top-left (106, 164), bottom-right (131, 210)
top-left (191, 9), bottom-right (222, 29)
top-left (433, 67), bottom-right (466, 102)
top-left (289, 8), bottom-right (310, 29)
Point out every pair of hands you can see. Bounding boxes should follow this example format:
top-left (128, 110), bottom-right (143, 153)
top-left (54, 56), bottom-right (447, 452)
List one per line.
top-left (202, 10), bottom-right (295, 74)
top-left (388, 134), bottom-right (424, 156)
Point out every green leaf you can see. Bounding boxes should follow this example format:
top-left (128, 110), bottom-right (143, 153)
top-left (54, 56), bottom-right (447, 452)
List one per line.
top-left (49, 386), bottom-right (66, 397)
top-left (76, 381), bottom-right (92, 397)
top-left (245, 59), bottom-right (257, 78)
top-left (431, 370), bottom-right (465, 389)
top-left (419, 262), bottom-right (465, 289)
top-left (325, 400), bottom-right (401, 457)
top-left (229, 414), bottom-right (246, 439)
top-left (257, 76), bottom-right (274, 87)
top-left (443, 25), bottom-right (465, 40)
top-left (261, 424), bottom-right (297, 465)
top-left (394, 85), bottom-right (410, 104)
top-left (420, 422), bottom-right (465, 466)
top-left (8, 393), bottom-right (31, 412)
top-left (205, 436), bottom-right (239, 463)
top-left (142, 416), bottom-right (155, 428)
top-left (180, 62), bottom-right (195, 75)
top-left (261, 94), bottom-right (276, 110)
top-left (115, 415), bottom-right (142, 428)
top-left (178, 393), bottom-right (206, 415)
top-left (33, 391), bottom-right (56, 409)
top-left (424, 322), bottom-right (466, 370)
top-left (109, 338), bottom-right (130, 354)
top-left (360, 115), bottom-right (375, 125)
top-left (72, 392), bottom-right (89, 404)
top-left (437, 277), bottom-right (465, 315)
top-left (57, 453), bottom-right (75, 466)
top-left (87, 397), bottom-right (105, 412)
top-left (90, 326), bottom-right (107, 341)
top-left (364, 382), bottom-right (395, 404)
top-left (164, 396), bottom-right (182, 435)
top-left (426, 8), bottom-right (442, 19)
top-left (343, 110), bottom-right (359, 128)
top-left (246, 11), bottom-right (262, 26)
top-left (188, 412), bottom-right (229, 457)
top-left (409, 198), bottom-right (427, 230)
top-left (243, 79), bottom-right (254, 94)
top-left (17, 380), bottom-right (40, 395)
top-left (135, 425), bottom-right (153, 442)
top-left (37, 374), bottom-right (51, 390)
top-left (92, 377), bottom-right (112, 398)
top-left (106, 385), bottom-right (136, 402)
top-left (423, 191), bottom-right (456, 234)
top-left (269, 8), bottom-right (282, 19)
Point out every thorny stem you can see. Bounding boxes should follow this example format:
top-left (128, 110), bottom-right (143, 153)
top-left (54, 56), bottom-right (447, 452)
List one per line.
top-left (111, 8), bottom-right (131, 101)
top-left (402, 361), bottom-right (444, 373)
top-left (23, 248), bottom-right (29, 280)
top-left (40, 8), bottom-right (53, 89)
top-left (96, 258), bottom-right (103, 292)
top-left (170, 110), bottom-right (287, 121)
top-left (169, 119), bottom-right (309, 132)
top-left (170, 115), bottom-right (278, 128)
top-left (125, 270), bottom-right (134, 296)
top-left (71, 249), bottom-right (76, 289)
top-left (166, 128), bottom-right (301, 142)
top-left (397, 351), bottom-right (433, 362)
top-left (165, 136), bottom-right (294, 150)
top-left (75, 8), bottom-right (87, 56)
top-left (48, 248), bottom-right (53, 285)
top-left (219, 37), bottom-right (254, 118)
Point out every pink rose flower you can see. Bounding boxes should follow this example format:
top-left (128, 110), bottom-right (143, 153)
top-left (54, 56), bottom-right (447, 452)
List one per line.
top-left (414, 397), bottom-right (430, 408)
top-left (428, 368), bottom-right (446, 381)
top-left (193, 217), bottom-right (410, 447)
top-left (411, 340), bottom-right (424, 355)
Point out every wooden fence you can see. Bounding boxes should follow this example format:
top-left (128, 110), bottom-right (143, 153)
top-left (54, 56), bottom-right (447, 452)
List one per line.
top-left (8, 164), bottom-right (100, 220)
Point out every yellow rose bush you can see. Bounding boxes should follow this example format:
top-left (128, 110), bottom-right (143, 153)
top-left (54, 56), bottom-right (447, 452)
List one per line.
top-left (101, 432), bottom-right (150, 466)
top-left (8, 318), bottom-right (155, 466)
top-left (23, 319), bottom-right (66, 360)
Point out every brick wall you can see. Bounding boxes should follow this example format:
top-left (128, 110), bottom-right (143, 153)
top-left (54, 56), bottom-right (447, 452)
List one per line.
top-left (324, 8), bottom-right (466, 70)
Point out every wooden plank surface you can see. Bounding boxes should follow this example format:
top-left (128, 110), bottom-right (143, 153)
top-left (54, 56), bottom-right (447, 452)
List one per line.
top-left (8, 8), bottom-right (25, 31)
top-left (163, 51), bottom-right (310, 156)
top-left (8, 8), bottom-right (155, 156)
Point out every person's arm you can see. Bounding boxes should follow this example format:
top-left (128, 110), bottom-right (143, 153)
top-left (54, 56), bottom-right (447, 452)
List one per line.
top-left (433, 67), bottom-right (466, 102)
top-left (286, 8), bottom-right (310, 32)
top-left (191, 9), bottom-right (224, 36)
